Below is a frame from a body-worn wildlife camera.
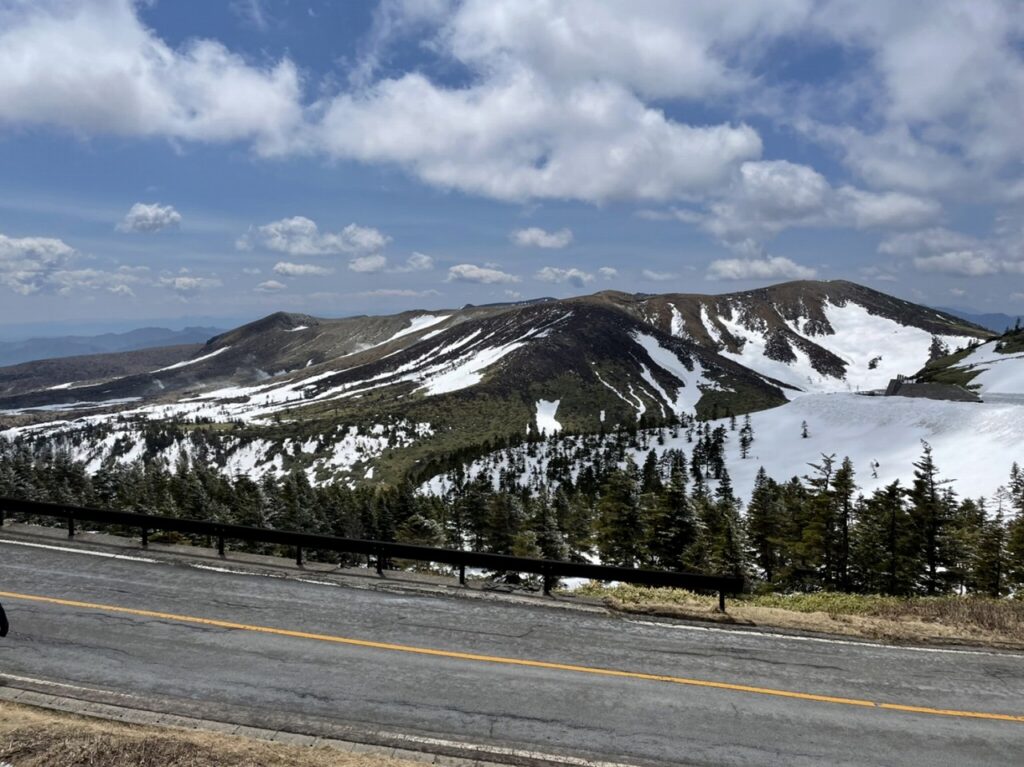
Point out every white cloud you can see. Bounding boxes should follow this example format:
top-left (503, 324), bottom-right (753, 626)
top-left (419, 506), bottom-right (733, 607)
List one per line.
top-left (317, 73), bottom-right (761, 204)
top-left (707, 256), bottom-right (817, 281)
top-left (273, 262), bottom-right (333, 277)
top-left (684, 160), bottom-right (940, 249)
top-left (357, 288), bottom-right (441, 297)
top-left (598, 267), bottom-right (618, 279)
top-left (912, 251), bottom-right (1000, 277)
top-left (878, 228), bottom-right (980, 257)
top-left (158, 275), bottom-right (222, 294)
top-left (512, 227), bottom-right (573, 249)
top-left (116, 202), bottom-right (182, 233)
top-left (0, 233), bottom-right (77, 294)
top-left (641, 269), bottom-right (677, 282)
top-left (392, 252), bottom-right (434, 272)
top-left (242, 267), bottom-right (262, 275)
top-left (0, 0), bottom-right (303, 154)
top-left (348, 254), bottom-right (388, 273)
top-left (535, 266), bottom-right (593, 287)
top-left (880, 224), bottom-right (1024, 277)
top-left (254, 279), bottom-right (286, 292)
top-left (446, 263), bottom-right (520, 284)
top-left (239, 217), bottom-right (390, 256)
top-left (0, 233), bottom-right (142, 297)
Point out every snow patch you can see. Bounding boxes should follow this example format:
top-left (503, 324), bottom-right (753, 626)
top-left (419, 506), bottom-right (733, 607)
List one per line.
top-left (535, 399), bottom-right (562, 434)
top-left (153, 346), bottom-right (231, 373)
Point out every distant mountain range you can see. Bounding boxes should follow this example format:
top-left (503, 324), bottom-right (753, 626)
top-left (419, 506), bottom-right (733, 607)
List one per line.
top-left (935, 307), bottom-right (1022, 333)
top-left (0, 280), bottom-right (996, 490)
top-left (0, 326), bottom-right (224, 367)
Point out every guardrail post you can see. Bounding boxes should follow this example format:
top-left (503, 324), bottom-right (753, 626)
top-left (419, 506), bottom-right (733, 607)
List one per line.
top-left (67, 516), bottom-right (75, 539)
top-left (217, 534), bottom-right (225, 558)
top-left (141, 527), bottom-right (148, 548)
top-left (296, 546), bottom-right (303, 567)
top-left (542, 567), bottom-right (554, 596)
top-left (375, 546), bottom-right (384, 576)
top-left (718, 589), bottom-right (726, 612)
top-left (0, 506), bottom-right (5, 527)
top-left (459, 563), bottom-right (466, 586)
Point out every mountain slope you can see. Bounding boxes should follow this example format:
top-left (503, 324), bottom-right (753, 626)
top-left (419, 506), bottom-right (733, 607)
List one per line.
top-left (915, 326), bottom-right (1024, 398)
top-left (0, 280), bottom-right (995, 485)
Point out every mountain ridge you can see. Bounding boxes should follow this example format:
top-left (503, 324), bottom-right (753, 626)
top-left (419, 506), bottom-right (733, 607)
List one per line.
top-left (0, 280), bottom-right (995, 485)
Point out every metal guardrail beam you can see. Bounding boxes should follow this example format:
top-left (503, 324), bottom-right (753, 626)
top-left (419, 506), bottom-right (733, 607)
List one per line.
top-left (0, 496), bottom-right (743, 608)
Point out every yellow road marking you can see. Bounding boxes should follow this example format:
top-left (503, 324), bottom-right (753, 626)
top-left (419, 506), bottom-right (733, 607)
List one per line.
top-left (2, 589), bottom-right (1021, 724)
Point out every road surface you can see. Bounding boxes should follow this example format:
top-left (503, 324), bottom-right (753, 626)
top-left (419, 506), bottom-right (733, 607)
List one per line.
top-left (0, 534), bottom-right (1021, 766)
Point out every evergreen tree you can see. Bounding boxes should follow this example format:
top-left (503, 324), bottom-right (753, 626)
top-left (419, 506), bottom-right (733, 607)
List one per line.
top-left (908, 442), bottom-right (954, 595)
top-left (596, 461), bottom-right (643, 567)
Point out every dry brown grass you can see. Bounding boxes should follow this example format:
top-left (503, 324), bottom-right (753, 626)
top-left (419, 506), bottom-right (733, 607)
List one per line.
top-left (567, 584), bottom-right (1024, 650)
top-left (0, 701), bottom-right (422, 767)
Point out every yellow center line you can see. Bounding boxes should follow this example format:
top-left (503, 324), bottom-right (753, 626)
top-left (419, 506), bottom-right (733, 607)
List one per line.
top-left (1, 589), bottom-right (1021, 724)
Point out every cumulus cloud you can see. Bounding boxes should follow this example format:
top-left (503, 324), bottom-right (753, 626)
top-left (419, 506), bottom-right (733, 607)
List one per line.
top-left (348, 254), bottom-right (388, 273)
top-left (598, 267), bottom-right (619, 279)
top-left (0, 233), bottom-right (77, 295)
top-left (158, 275), bottom-right (222, 295)
top-left (879, 224), bottom-right (1024, 277)
top-left (116, 202), bottom-right (182, 233)
top-left (0, 232), bottom-right (144, 297)
top-left (802, 2), bottom-right (1024, 199)
top-left (238, 217), bottom-right (390, 256)
top-left (512, 227), bottom-right (573, 249)
top-left (446, 263), bottom-right (520, 284)
top-left (707, 256), bottom-right (817, 281)
top-left (641, 269), bottom-right (677, 282)
top-left (357, 288), bottom-right (441, 297)
top-left (391, 252), bottom-right (434, 272)
top-left (912, 252), bottom-right (1000, 277)
top-left (678, 160), bottom-right (940, 250)
top-left (0, 0), bottom-right (303, 155)
top-left (535, 266), bottom-right (593, 287)
top-left (254, 279), bottom-right (286, 292)
top-left (273, 261), bottom-right (333, 277)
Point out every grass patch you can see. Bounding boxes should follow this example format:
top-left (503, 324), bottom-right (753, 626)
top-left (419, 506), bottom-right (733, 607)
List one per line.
top-left (567, 583), bottom-right (1024, 648)
top-left (0, 701), bottom-right (419, 767)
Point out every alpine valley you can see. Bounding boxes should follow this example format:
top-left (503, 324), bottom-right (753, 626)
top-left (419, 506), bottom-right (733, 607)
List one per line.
top-left (2, 279), bottom-right (1021, 502)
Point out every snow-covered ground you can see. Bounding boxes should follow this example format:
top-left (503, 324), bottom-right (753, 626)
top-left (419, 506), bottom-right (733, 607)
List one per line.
top-left (424, 393), bottom-right (1024, 503)
top-left (955, 340), bottom-right (1024, 394)
top-left (689, 300), bottom-right (978, 395)
top-left (535, 399), bottom-right (562, 434)
top-left (4, 420), bottom-right (434, 484)
top-left (152, 346), bottom-right (231, 373)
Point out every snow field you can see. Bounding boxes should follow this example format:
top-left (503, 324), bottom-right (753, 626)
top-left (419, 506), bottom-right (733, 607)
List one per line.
top-left (423, 393), bottom-right (1024, 505)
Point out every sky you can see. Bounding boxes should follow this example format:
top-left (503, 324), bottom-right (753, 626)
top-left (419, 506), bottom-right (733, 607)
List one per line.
top-left (0, 0), bottom-right (1022, 335)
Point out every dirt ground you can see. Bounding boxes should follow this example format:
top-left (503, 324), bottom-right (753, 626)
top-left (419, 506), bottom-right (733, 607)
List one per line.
top-left (0, 701), bottom-right (424, 767)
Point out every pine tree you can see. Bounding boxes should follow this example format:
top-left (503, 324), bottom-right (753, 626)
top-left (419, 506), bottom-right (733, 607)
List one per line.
top-left (851, 482), bottom-right (916, 595)
top-left (971, 507), bottom-right (1007, 597)
top-left (652, 460), bottom-right (696, 569)
top-left (746, 467), bottom-right (783, 584)
top-left (832, 457), bottom-right (857, 591)
top-left (908, 442), bottom-right (954, 595)
top-left (596, 461), bottom-right (643, 567)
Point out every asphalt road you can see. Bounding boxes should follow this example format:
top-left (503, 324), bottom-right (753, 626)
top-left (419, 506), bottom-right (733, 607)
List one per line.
top-left (0, 536), bottom-right (1022, 766)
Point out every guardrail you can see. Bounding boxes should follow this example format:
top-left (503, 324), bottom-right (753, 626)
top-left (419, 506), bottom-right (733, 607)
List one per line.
top-left (0, 496), bottom-right (743, 609)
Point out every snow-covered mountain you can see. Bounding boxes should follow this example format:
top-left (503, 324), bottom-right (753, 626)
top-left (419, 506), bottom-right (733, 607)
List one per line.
top-left (425, 393), bottom-right (1024, 503)
top-left (0, 280), bottom-right (995, 486)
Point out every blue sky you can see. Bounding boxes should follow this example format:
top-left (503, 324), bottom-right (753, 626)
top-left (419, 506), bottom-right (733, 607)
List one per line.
top-left (1, 0), bottom-right (1022, 334)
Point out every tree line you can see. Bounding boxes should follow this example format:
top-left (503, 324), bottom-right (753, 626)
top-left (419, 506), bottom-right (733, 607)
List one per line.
top-left (1, 436), bottom-right (1022, 597)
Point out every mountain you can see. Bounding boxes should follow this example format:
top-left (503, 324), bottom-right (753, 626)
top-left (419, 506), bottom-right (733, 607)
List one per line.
top-left (935, 307), bottom-right (1023, 334)
top-left (0, 326), bottom-right (224, 367)
top-left (914, 325), bottom-right (1024, 399)
top-left (0, 280), bottom-right (994, 485)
